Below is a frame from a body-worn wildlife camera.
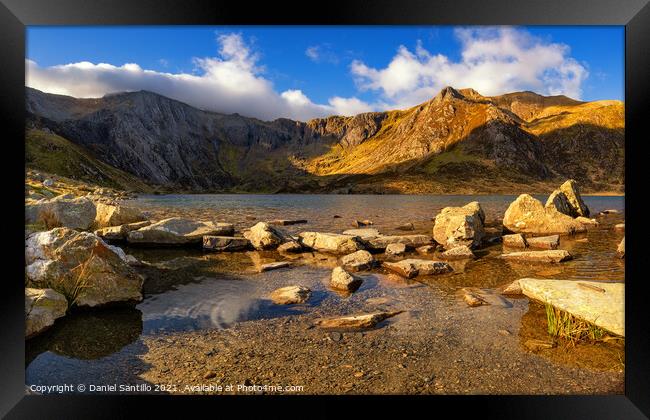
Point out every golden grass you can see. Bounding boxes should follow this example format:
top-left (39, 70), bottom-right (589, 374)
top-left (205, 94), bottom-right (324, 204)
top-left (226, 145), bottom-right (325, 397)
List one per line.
top-left (545, 303), bottom-right (606, 345)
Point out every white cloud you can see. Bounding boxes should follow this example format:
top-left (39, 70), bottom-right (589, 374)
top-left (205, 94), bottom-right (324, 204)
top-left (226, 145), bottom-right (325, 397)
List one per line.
top-left (26, 33), bottom-right (364, 121)
top-left (351, 27), bottom-right (589, 109)
top-left (305, 44), bottom-right (339, 64)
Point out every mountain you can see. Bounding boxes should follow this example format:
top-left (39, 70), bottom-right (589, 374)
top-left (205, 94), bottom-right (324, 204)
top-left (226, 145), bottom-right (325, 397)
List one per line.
top-left (25, 86), bottom-right (624, 194)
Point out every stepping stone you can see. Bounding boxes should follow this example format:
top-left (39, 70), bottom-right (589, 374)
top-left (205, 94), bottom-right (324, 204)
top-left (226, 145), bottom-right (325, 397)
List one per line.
top-left (526, 235), bottom-right (560, 250)
top-left (500, 250), bottom-right (572, 263)
top-left (259, 261), bottom-right (291, 272)
top-left (203, 236), bottom-right (250, 251)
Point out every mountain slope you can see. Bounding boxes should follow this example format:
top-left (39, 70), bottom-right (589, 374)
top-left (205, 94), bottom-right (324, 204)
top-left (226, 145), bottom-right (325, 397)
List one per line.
top-left (25, 87), bottom-right (625, 194)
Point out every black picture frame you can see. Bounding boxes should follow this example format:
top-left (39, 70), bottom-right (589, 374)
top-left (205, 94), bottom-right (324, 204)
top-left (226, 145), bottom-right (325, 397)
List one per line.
top-left (2, 0), bottom-right (649, 418)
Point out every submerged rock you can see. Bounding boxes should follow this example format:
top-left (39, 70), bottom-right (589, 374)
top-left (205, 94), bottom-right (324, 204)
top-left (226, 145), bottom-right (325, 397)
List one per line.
top-left (299, 232), bottom-right (364, 254)
top-left (441, 245), bottom-right (475, 260)
top-left (395, 222), bottom-right (415, 231)
top-left (382, 259), bottom-right (452, 279)
top-left (127, 218), bottom-right (234, 245)
top-left (518, 278), bottom-right (624, 336)
top-left (342, 228), bottom-right (380, 239)
top-left (25, 228), bottom-right (143, 307)
top-left (243, 222), bottom-right (288, 250)
top-left (364, 234), bottom-right (432, 251)
top-left (203, 236), bottom-right (251, 251)
top-left (94, 203), bottom-right (146, 228)
top-left (433, 201), bottom-right (485, 249)
top-left (315, 311), bottom-right (403, 330)
top-left (277, 241), bottom-right (304, 253)
top-left (330, 266), bottom-right (363, 292)
top-left (503, 194), bottom-right (587, 235)
top-left (385, 243), bottom-right (407, 256)
top-left (269, 285), bottom-right (311, 304)
top-left (500, 250), bottom-right (572, 263)
top-left (526, 235), bottom-right (560, 250)
top-left (25, 287), bottom-right (68, 338)
top-left (259, 261), bottom-right (291, 272)
top-left (339, 250), bottom-right (375, 271)
top-left (25, 195), bottom-right (96, 230)
top-left (463, 291), bottom-right (487, 307)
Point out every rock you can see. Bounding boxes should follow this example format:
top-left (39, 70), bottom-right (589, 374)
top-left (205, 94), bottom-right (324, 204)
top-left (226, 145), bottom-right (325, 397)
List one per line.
top-left (25, 195), bottom-right (97, 230)
top-left (299, 232), bottom-right (364, 254)
top-left (203, 371), bottom-right (217, 380)
top-left (267, 219), bottom-right (308, 226)
top-left (127, 218), bottom-right (234, 245)
top-left (503, 233), bottom-right (528, 248)
top-left (500, 250), bottom-right (572, 263)
top-left (277, 241), bottom-right (304, 253)
top-left (94, 203), bottom-right (146, 228)
top-left (441, 245), bottom-right (475, 260)
top-left (503, 194), bottom-right (587, 235)
top-left (339, 250), bottom-right (375, 271)
top-left (42, 179), bottom-right (54, 187)
top-left (315, 311), bottom-right (403, 330)
top-left (600, 209), bottom-right (620, 215)
top-left (617, 237), bottom-right (624, 257)
top-left (94, 220), bottom-right (151, 241)
top-left (25, 287), bottom-right (67, 338)
top-left (614, 223), bottom-right (625, 230)
top-left (560, 179), bottom-right (590, 217)
top-left (330, 267), bottom-right (363, 292)
top-left (259, 261), bottom-right (291, 272)
top-left (526, 235), bottom-right (560, 250)
top-left (524, 339), bottom-right (556, 351)
top-left (433, 201), bottom-right (485, 249)
top-left (333, 215), bottom-right (342, 218)
top-left (364, 234), bottom-right (432, 251)
top-left (576, 217), bottom-right (599, 227)
top-left (243, 222), bottom-right (288, 250)
top-left (382, 259), bottom-right (452, 279)
top-left (416, 245), bottom-right (437, 255)
top-left (385, 243), bottom-right (407, 256)
top-left (463, 291), bottom-right (487, 307)
top-left (395, 222), bottom-right (415, 231)
top-left (25, 228), bottom-right (143, 307)
top-left (545, 190), bottom-right (575, 217)
top-left (518, 278), bottom-right (624, 336)
top-left (342, 228), bottom-right (381, 239)
top-left (269, 285), bottom-right (311, 304)
top-left (352, 219), bottom-right (374, 227)
top-left (203, 236), bottom-right (251, 251)
top-left (501, 280), bottom-right (523, 295)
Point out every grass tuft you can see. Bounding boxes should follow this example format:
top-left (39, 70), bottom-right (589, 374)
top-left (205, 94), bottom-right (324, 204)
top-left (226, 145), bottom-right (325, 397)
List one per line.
top-left (545, 303), bottom-right (606, 345)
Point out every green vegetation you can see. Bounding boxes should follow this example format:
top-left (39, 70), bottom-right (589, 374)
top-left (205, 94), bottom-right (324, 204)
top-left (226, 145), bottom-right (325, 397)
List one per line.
top-left (421, 146), bottom-right (481, 174)
top-left (545, 303), bottom-right (606, 345)
top-left (25, 129), bottom-right (153, 192)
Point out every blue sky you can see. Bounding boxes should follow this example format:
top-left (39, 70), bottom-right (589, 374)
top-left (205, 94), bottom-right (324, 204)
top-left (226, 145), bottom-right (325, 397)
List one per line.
top-left (26, 26), bottom-right (624, 121)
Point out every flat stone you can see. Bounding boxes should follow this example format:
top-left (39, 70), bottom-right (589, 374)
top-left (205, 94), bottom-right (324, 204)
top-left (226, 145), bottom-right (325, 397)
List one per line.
top-left (352, 219), bottom-right (374, 227)
top-left (330, 267), bottom-right (363, 292)
top-left (382, 259), bottom-right (452, 279)
top-left (203, 236), bottom-right (251, 251)
top-left (339, 250), bottom-right (375, 271)
top-left (501, 280), bottom-right (523, 295)
top-left (259, 261), bottom-right (291, 272)
top-left (518, 278), bottom-right (624, 336)
top-left (576, 217), bottom-right (599, 228)
top-left (365, 234), bottom-right (432, 251)
top-left (500, 250), bottom-right (572, 263)
top-left (526, 235), bottom-right (560, 250)
top-left (416, 245), bottom-right (437, 255)
top-left (502, 233), bottom-right (528, 248)
top-left (524, 339), bottom-right (556, 351)
top-left (269, 285), bottom-right (311, 304)
top-left (463, 292), bottom-right (487, 307)
top-left (277, 241), bottom-right (304, 253)
top-left (599, 209), bottom-right (620, 215)
top-left (385, 243), bottom-right (407, 256)
top-left (441, 245), bottom-right (475, 260)
top-left (315, 311), bottom-right (403, 330)
top-left (299, 232), bottom-right (364, 254)
top-left (127, 218), bottom-right (234, 245)
top-left (342, 228), bottom-right (380, 239)
top-left (395, 222), bottom-right (415, 231)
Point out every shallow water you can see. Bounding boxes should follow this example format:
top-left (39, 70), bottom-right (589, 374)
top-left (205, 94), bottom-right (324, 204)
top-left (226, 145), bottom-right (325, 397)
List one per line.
top-left (26, 194), bottom-right (625, 391)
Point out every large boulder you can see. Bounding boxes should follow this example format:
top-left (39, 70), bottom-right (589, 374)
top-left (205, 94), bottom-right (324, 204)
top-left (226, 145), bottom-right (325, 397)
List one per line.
top-left (127, 218), bottom-right (234, 245)
top-left (298, 232), bottom-right (364, 254)
top-left (94, 203), bottom-right (146, 228)
top-left (25, 228), bottom-right (143, 307)
top-left (243, 222), bottom-right (289, 250)
top-left (433, 201), bottom-right (485, 249)
top-left (560, 179), bottom-right (590, 217)
top-left (25, 195), bottom-right (96, 230)
top-left (503, 194), bottom-right (587, 235)
top-left (25, 287), bottom-right (68, 338)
